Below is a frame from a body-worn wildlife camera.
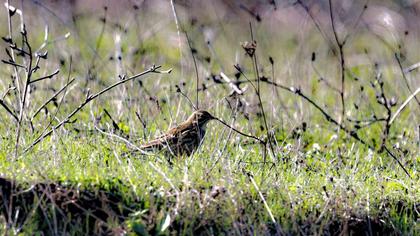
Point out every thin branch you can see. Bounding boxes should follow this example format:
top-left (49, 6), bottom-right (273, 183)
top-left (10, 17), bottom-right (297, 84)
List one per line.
top-left (390, 87), bottom-right (420, 125)
top-left (220, 72), bottom-right (244, 95)
top-left (94, 125), bottom-right (151, 155)
top-left (86, 65), bottom-right (164, 101)
top-left (290, 87), bottom-right (411, 178)
top-left (207, 100), bottom-right (239, 175)
top-left (175, 85), bottom-right (197, 110)
top-left (222, 72), bottom-right (403, 170)
top-left (4, 0), bottom-right (22, 116)
top-left (1, 59), bottom-right (25, 68)
top-left (383, 146), bottom-right (411, 178)
top-left (394, 53), bottom-right (420, 106)
top-left (311, 61), bottom-right (341, 93)
top-left (88, 6), bottom-right (108, 69)
top-left (29, 69), bottom-right (60, 84)
top-left (248, 22), bottom-right (277, 163)
top-left (30, 78), bottom-right (76, 120)
top-left (234, 65), bottom-right (257, 92)
top-left (328, 0), bottom-right (346, 122)
top-left (1, 86), bottom-right (16, 100)
top-left (377, 76), bottom-right (392, 152)
top-left (103, 108), bottom-right (127, 137)
top-left (10, 43), bottom-right (31, 57)
top-left (342, 0), bottom-right (370, 43)
top-left (247, 172), bottom-right (276, 224)
top-left (246, 171), bottom-right (283, 235)
top-left (135, 111), bottom-right (147, 139)
top-left (0, 99), bottom-right (18, 121)
top-left (23, 65), bottom-right (164, 153)
top-left (293, 88), bottom-right (373, 149)
top-left (4, 0), bottom-right (19, 225)
top-left (32, 58), bottom-right (74, 148)
top-left (15, 29), bottom-right (33, 158)
top-left (348, 117), bottom-right (387, 129)
top-left (215, 117), bottom-right (265, 145)
top-left (404, 61), bottom-right (420, 73)
top-left (184, 32), bottom-right (200, 109)
top-left (295, 0), bottom-right (336, 54)
top-left (169, 0), bottom-right (183, 78)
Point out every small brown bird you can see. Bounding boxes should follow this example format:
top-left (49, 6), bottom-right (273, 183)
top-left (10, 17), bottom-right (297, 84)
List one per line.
top-left (141, 110), bottom-right (215, 156)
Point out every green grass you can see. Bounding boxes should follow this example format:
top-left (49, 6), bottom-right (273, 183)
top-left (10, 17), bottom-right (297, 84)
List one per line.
top-left (0, 1), bottom-right (419, 235)
top-left (1, 123), bottom-right (418, 234)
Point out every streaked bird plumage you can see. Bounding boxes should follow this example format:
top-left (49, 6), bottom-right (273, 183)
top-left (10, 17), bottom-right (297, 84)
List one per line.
top-left (141, 110), bottom-right (215, 156)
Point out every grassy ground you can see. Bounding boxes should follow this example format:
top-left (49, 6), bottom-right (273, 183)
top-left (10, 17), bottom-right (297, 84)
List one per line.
top-left (0, 0), bottom-right (419, 235)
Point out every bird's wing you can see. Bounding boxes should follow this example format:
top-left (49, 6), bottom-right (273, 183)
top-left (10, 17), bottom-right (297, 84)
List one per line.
top-left (140, 130), bottom-right (178, 151)
top-left (139, 138), bottom-right (164, 151)
top-left (140, 122), bottom-right (195, 153)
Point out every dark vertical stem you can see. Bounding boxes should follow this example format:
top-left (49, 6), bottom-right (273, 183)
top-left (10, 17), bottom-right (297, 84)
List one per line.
top-left (248, 22), bottom-right (277, 162)
top-left (329, 0), bottom-right (346, 122)
top-left (184, 32), bottom-right (199, 110)
top-left (377, 80), bottom-right (391, 152)
top-left (15, 31), bottom-right (33, 158)
top-left (394, 53), bottom-right (420, 106)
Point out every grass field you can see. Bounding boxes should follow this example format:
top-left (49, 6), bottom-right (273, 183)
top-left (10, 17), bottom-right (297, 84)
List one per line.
top-left (0, 0), bottom-right (418, 235)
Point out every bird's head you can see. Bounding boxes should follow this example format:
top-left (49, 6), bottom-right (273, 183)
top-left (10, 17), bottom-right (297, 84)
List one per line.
top-left (188, 110), bottom-right (215, 126)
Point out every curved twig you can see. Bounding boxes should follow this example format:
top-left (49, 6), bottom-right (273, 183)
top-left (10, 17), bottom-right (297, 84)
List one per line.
top-left (214, 117), bottom-right (266, 145)
top-left (23, 65), bottom-right (165, 154)
top-left (390, 87), bottom-right (420, 125)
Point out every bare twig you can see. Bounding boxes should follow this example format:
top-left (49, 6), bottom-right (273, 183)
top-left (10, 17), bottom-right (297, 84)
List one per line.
top-left (215, 117), bottom-right (265, 145)
top-left (348, 117), bottom-right (387, 130)
top-left (23, 65), bottom-right (164, 153)
top-left (227, 72), bottom-right (393, 161)
top-left (404, 61), bottom-right (420, 73)
top-left (295, 0), bottom-right (335, 53)
top-left (390, 87), bottom-right (420, 125)
top-left (0, 99), bottom-right (18, 121)
top-left (94, 125), bottom-right (151, 155)
top-left (4, 0), bottom-right (20, 226)
top-left (234, 63), bottom-right (275, 162)
top-left (207, 100), bottom-right (239, 175)
top-left (103, 108), bottom-right (126, 137)
top-left (169, 0), bottom-right (183, 77)
top-left (32, 58), bottom-right (74, 147)
top-left (29, 69), bottom-right (60, 84)
top-left (248, 23), bottom-right (277, 163)
top-left (287, 85), bottom-right (411, 177)
top-left (89, 6), bottom-right (108, 69)
top-left (184, 32), bottom-right (200, 109)
top-left (30, 78), bottom-right (76, 121)
top-left (2, 86), bottom-right (15, 99)
top-left (175, 85), bottom-right (197, 110)
top-left (135, 111), bottom-right (148, 139)
top-left (4, 1), bottom-right (22, 112)
top-left (311, 61), bottom-right (340, 93)
top-left (328, 0), bottom-right (346, 122)
top-left (293, 87), bottom-right (411, 177)
top-left (247, 172), bottom-right (276, 223)
top-left (293, 87), bottom-right (373, 148)
top-left (342, 0), bottom-right (370, 43)
top-left (15, 28), bottom-right (34, 158)
top-left (220, 72), bottom-right (244, 95)
top-left (394, 53), bottom-right (420, 106)
top-left (246, 171), bottom-right (283, 234)
top-left (383, 146), bottom-right (411, 178)
top-left (1, 59), bottom-right (25, 68)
